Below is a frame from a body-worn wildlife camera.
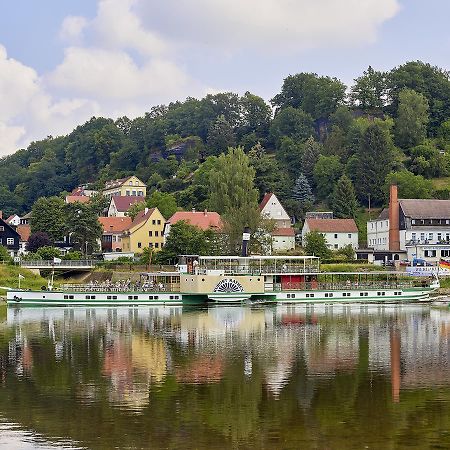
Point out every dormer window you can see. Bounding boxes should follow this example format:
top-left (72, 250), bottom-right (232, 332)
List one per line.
top-left (129, 181), bottom-right (133, 185)
top-left (412, 220), bottom-right (416, 225)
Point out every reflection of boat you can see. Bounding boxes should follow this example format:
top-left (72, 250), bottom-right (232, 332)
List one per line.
top-left (6, 255), bottom-right (439, 306)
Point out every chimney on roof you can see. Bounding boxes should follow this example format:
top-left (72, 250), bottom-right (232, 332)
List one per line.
top-left (389, 184), bottom-right (400, 251)
top-left (144, 207), bottom-right (149, 215)
top-left (204, 209), bottom-right (207, 216)
top-left (192, 208), bottom-right (196, 213)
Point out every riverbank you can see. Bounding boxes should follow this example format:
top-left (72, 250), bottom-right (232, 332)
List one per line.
top-left (0, 265), bottom-right (51, 296)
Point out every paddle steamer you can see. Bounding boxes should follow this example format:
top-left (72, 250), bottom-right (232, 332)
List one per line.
top-left (6, 255), bottom-right (439, 306)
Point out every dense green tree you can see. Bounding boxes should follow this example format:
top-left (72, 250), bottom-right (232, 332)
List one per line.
top-left (323, 125), bottom-right (347, 159)
top-left (332, 175), bottom-right (359, 218)
top-left (270, 107), bottom-right (315, 146)
top-left (292, 174), bottom-right (315, 210)
top-left (301, 137), bottom-right (322, 184)
top-left (303, 231), bottom-right (332, 259)
top-left (206, 115), bottom-right (236, 156)
top-left (313, 155), bottom-right (344, 200)
top-left (388, 61), bottom-right (450, 133)
top-left (350, 66), bottom-right (388, 110)
top-left (147, 190), bottom-right (178, 219)
top-left (35, 246), bottom-right (62, 260)
top-left (239, 92), bottom-right (272, 141)
top-left (395, 89), bottom-right (429, 149)
top-left (330, 106), bottom-right (354, 133)
top-left (65, 203), bottom-right (103, 256)
top-left (208, 147), bottom-right (260, 253)
top-left (156, 221), bottom-right (216, 263)
top-left (271, 73), bottom-right (346, 120)
top-left (408, 143), bottom-right (449, 177)
top-left (354, 124), bottom-right (394, 205)
top-left (31, 197), bottom-right (66, 242)
top-left (385, 170), bottom-right (433, 199)
top-left (276, 137), bottom-right (304, 179)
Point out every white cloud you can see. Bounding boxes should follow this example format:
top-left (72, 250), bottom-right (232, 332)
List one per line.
top-left (138, 0), bottom-right (400, 51)
top-left (59, 16), bottom-right (88, 42)
top-left (0, 122), bottom-right (25, 155)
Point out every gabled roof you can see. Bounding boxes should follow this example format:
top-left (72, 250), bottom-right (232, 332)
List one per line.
top-left (305, 218), bottom-right (358, 233)
top-left (66, 195), bottom-right (90, 204)
top-left (259, 193), bottom-right (274, 211)
top-left (99, 216), bottom-right (132, 233)
top-left (0, 218), bottom-right (20, 237)
top-left (127, 208), bottom-right (156, 230)
top-left (167, 211), bottom-right (222, 230)
top-left (399, 199), bottom-right (450, 219)
top-left (5, 214), bottom-right (19, 224)
top-left (272, 227), bottom-right (295, 237)
top-left (110, 196), bottom-right (146, 212)
top-left (104, 176), bottom-right (146, 190)
top-left (377, 208), bottom-right (389, 220)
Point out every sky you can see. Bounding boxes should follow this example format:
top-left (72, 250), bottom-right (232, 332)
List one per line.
top-left (0, 0), bottom-right (449, 157)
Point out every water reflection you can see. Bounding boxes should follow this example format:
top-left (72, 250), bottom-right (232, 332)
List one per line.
top-left (0, 305), bottom-right (450, 449)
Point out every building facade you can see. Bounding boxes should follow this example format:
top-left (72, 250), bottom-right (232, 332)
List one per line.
top-left (302, 218), bottom-right (359, 250)
top-left (107, 196), bottom-right (146, 218)
top-left (0, 216), bottom-right (20, 257)
top-left (103, 176), bottom-right (147, 198)
top-left (122, 208), bottom-right (165, 254)
top-left (164, 210), bottom-right (222, 242)
top-left (98, 217), bottom-right (132, 252)
top-left (367, 185), bottom-right (450, 263)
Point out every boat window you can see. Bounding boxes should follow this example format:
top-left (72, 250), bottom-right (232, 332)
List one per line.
top-left (134, 296), bottom-right (138, 300)
top-left (149, 296), bottom-right (153, 300)
top-left (360, 293), bottom-right (364, 297)
top-left (128, 295), bottom-right (133, 300)
top-left (175, 296), bottom-right (179, 299)
top-left (64, 295), bottom-right (68, 299)
top-left (69, 295), bottom-right (74, 299)
top-left (170, 295), bottom-right (174, 299)
top-left (107, 295), bottom-right (111, 299)
top-left (154, 295), bottom-right (158, 299)
top-left (291, 294), bottom-right (295, 298)
top-left (113, 296), bottom-right (117, 300)
top-left (377, 292), bottom-right (381, 296)
top-left (287, 294), bottom-right (291, 298)
top-left (382, 292), bottom-right (385, 296)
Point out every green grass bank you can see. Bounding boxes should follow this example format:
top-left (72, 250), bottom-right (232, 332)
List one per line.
top-left (0, 264), bottom-right (51, 296)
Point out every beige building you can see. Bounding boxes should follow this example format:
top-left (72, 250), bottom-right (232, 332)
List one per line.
top-left (103, 175), bottom-right (147, 198)
top-left (122, 207), bottom-right (165, 253)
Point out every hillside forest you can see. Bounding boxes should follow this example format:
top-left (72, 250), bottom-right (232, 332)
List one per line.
top-left (1, 61), bottom-right (450, 231)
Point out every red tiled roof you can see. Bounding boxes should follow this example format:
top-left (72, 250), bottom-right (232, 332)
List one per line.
top-left (6, 215), bottom-right (16, 223)
top-left (111, 196), bottom-right (146, 212)
top-left (16, 224), bottom-right (31, 242)
top-left (259, 193), bottom-right (274, 211)
top-left (272, 227), bottom-right (295, 237)
top-left (99, 216), bottom-right (132, 233)
top-left (66, 195), bottom-right (90, 204)
top-left (305, 218), bottom-right (358, 233)
top-left (129, 208), bottom-right (156, 228)
top-left (167, 211), bottom-right (222, 230)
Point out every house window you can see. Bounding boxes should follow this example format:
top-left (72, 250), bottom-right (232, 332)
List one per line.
top-left (429, 233), bottom-right (433, 240)
top-left (334, 244), bottom-right (338, 249)
top-left (447, 233), bottom-right (450, 241)
top-left (438, 233), bottom-right (442, 241)
top-left (348, 234), bottom-right (351, 238)
top-left (411, 233), bottom-right (416, 240)
top-left (7, 238), bottom-right (14, 245)
top-left (126, 190), bottom-right (130, 196)
top-left (447, 220), bottom-right (450, 225)
top-left (155, 243), bottom-right (159, 248)
top-left (138, 242), bottom-right (142, 248)
top-left (129, 181), bottom-right (133, 185)
top-left (0, 226), bottom-right (4, 231)
top-left (424, 250), bottom-right (436, 257)
top-left (157, 220), bottom-right (161, 225)
top-left (155, 231), bottom-right (159, 237)
top-left (132, 190), bottom-right (136, 196)
top-left (334, 234), bottom-right (338, 239)
top-left (420, 233), bottom-right (425, 241)
top-left (149, 231), bottom-right (153, 237)
top-left (152, 220), bottom-right (156, 225)
top-left (135, 181), bottom-right (139, 186)
top-left (441, 250), bottom-right (450, 257)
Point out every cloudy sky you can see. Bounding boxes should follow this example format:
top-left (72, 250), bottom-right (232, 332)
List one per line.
top-left (0, 0), bottom-right (449, 156)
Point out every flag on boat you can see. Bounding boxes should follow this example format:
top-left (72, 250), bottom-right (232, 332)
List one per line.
top-left (439, 259), bottom-right (450, 269)
top-left (18, 274), bottom-right (24, 279)
top-left (53, 257), bottom-right (62, 264)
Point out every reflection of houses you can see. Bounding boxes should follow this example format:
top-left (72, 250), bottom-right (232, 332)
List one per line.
top-left (98, 216), bottom-right (132, 252)
top-left (259, 193), bottom-right (295, 252)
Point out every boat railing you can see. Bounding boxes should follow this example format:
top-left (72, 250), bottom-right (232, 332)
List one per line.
top-left (195, 267), bottom-right (320, 276)
top-left (267, 281), bottom-right (416, 292)
top-left (61, 283), bottom-right (181, 293)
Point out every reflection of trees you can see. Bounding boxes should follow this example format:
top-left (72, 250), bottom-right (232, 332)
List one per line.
top-left (0, 307), bottom-right (449, 448)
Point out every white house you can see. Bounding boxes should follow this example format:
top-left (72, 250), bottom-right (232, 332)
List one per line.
top-left (367, 184), bottom-right (450, 264)
top-left (5, 214), bottom-right (21, 226)
top-left (107, 196), bottom-right (146, 218)
top-left (259, 193), bottom-right (295, 252)
top-left (302, 218), bottom-right (359, 250)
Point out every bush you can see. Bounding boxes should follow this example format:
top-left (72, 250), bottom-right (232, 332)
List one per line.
top-left (0, 245), bottom-right (13, 264)
top-left (63, 251), bottom-right (83, 260)
top-left (35, 246), bottom-right (62, 260)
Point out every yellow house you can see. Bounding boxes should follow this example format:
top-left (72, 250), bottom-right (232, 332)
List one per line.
top-left (103, 175), bottom-right (147, 198)
top-left (122, 207), bottom-right (165, 253)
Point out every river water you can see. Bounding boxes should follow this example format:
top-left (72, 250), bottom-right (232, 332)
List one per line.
top-left (0, 304), bottom-right (450, 449)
